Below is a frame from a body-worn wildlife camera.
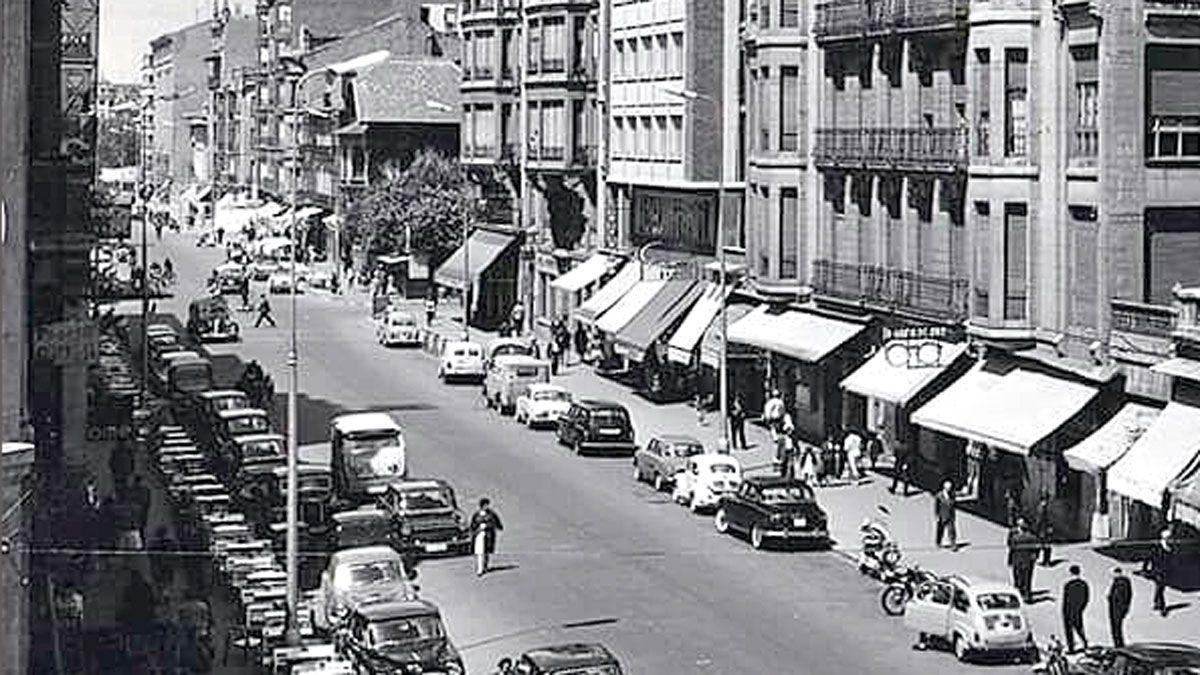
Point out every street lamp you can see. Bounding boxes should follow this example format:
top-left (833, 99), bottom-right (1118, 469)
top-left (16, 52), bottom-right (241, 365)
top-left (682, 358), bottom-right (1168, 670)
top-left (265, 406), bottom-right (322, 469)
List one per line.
top-left (284, 48), bottom-right (389, 644)
top-left (661, 86), bottom-right (730, 450)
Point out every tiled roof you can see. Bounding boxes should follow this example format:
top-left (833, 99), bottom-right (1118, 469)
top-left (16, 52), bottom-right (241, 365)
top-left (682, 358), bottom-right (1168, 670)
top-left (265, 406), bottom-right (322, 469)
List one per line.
top-left (349, 58), bottom-right (461, 124)
top-left (305, 12), bottom-right (438, 69)
top-left (295, 0), bottom-right (421, 42)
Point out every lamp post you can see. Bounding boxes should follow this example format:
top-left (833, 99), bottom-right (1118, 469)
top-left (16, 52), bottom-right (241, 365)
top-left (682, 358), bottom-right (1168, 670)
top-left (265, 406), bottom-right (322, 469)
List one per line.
top-left (661, 87), bottom-right (729, 449)
top-left (284, 49), bottom-right (389, 643)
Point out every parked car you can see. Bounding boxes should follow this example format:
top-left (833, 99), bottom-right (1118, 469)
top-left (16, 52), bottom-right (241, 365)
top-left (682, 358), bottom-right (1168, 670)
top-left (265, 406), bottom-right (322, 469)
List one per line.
top-left (329, 507), bottom-right (400, 552)
top-left (672, 453), bottom-right (743, 512)
top-left (556, 399), bottom-right (636, 455)
top-left (515, 383), bottom-right (573, 428)
top-left (214, 261), bottom-right (247, 295)
top-left (249, 258), bottom-right (278, 281)
top-left (483, 355), bottom-right (551, 415)
top-left (496, 643), bottom-right (624, 675)
top-left (269, 270), bottom-right (305, 294)
top-left (375, 479), bottom-right (470, 556)
top-left (329, 412), bottom-right (407, 505)
top-left (633, 434), bottom-right (705, 492)
top-left (713, 475), bottom-right (830, 550)
top-left (437, 340), bottom-right (485, 382)
top-left (375, 310), bottom-right (421, 347)
top-left (311, 545), bottom-right (416, 633)
top-left (208, 408), bottom-right (272, 459)
top-left (218, 432), bottom-right (285, 486)
top-left (180, 388), bottom-right (251, 446)
top-left (902, 575), bottom-right (1037, 663)
top-left (1069, 642), bottom-right (1200, 675)
top-left (485, 337), bottom-right (534, 365)
top-left (187, 296), bottom-right (240, 342)
top-left (337, 598), bottom-right (464, 675)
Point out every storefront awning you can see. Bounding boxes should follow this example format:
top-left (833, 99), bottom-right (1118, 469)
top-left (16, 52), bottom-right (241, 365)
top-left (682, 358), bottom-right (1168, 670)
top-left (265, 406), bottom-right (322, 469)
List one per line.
top-left (292, 206), bottom-right (325, 221)
top-left (575, 264), bottom-right (640, 326)
top-left (614, 280), bottom-right (704, 362)
top-left (1108, 402), bottom-right (1200, 507)
top-left (910, 361), bottom-right (1098, 455)
top-left (1170, 464), bottom-right (1200, 530)
top-left (596, 280), bottom-right (667, 335)
top-left (701, 302), bottom-right (757, 369)
top-left (840, 341), bottom-right (967, 406)
top-left (667, 283), bottom-right (728, 365)
top-left (254, 201), bottom-right (285, 219)
top-left (1063, 403), bottom-right (1161, 474)
top-left (434, 230), bottom-right (517, 291)
top-left (551, 254), bottom-right (614, 293)
top-left (727, 305), bottom-right (867, 363)
top-left (1151, 357), bottom-right (1200, 383)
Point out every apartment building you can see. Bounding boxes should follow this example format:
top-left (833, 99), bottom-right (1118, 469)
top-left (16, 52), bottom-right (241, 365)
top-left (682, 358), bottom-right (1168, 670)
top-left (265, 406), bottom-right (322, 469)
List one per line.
top-left (208, 6), bottom-right (259, 196)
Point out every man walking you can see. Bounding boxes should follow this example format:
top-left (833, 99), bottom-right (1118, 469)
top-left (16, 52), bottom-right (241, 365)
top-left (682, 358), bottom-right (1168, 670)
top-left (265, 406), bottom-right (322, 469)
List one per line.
top-left (1107, 567), bottom-right (1132, 648)
top-left (1151, 525), bottom-right (1173, 615)
top-left (470, 497), bottom-right (504, 577)
top-left (547, 337), bottom-right (561, 376)
top-left (1007, 518), bottom-right (1039, 602)
top-left (1062, 565), bottom-right (1090, 653)
top-left (1034, 494), bottom-right (1054, 566)
top-left (254, 294), bottom-right (276, 327)
top-left (890, 443), bottom-right (913, 496)
top-left (934, 481), bottom-right (957, 550)
top-left (763, 389), bottom-right (785, 442)
top-left (729, 394), bottom-right (748, 451)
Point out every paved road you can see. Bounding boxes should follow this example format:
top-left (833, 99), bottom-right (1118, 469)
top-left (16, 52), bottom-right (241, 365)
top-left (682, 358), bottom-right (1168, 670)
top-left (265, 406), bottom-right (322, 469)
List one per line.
top-left (153, 229), bottom-right (1024, 675)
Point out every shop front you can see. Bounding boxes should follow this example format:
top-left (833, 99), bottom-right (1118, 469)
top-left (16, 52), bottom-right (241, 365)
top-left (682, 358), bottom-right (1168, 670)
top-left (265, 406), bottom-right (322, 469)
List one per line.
top-left (910, 359), bottom-right (1101, 537)
top-left (575, 263), bottom-right (639, 328)
top-left (727, 305), bottom-right (872, 444)
top-left (547, 252), bottom-right (620, 330)
top-left (434, 229), bottom-right (520, 331)
top-left (696, 301), bottom-right (761, 413)
top-left (611, 279), bottom-right (704, 400)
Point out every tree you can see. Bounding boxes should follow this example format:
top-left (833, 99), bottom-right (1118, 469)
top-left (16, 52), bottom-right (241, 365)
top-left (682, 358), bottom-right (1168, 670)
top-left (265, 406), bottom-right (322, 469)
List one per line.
top-left (345, 149), bottom-right (482, 273)
top-left (96, 114), bottom-right (139, 168)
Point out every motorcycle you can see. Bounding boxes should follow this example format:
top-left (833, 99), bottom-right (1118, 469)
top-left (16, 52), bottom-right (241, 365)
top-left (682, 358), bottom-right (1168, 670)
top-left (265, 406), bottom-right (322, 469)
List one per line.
top-left (858, 507), bottom-right (901, 578)
top-left (879, 564), bottom-right (938, 616)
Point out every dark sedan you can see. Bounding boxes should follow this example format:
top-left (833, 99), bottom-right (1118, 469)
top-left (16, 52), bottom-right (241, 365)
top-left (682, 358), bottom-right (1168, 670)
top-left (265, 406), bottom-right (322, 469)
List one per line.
top-left (714, 476), bottom-right (830, 550)
top-left (329, 507), bottom-right (400, 552)
top-left (375, 479), bottom-right (470, 556)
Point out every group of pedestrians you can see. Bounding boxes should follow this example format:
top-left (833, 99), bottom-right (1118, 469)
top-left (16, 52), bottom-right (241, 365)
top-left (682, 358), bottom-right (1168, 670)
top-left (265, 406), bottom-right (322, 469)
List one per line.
top-left (1050, 565), bottom-right (1134, 653)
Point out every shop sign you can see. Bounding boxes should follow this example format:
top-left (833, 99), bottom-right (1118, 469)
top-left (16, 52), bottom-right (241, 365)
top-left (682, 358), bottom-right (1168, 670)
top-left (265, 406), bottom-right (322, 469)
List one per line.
top-left (881, 325), bottom-right (963, 342)
top-left (33, 319), bottom-right (99, 366)
top-left (630, 188), bottom-right (716, 255)
top-left (882, 341), bottom-right (945, 369)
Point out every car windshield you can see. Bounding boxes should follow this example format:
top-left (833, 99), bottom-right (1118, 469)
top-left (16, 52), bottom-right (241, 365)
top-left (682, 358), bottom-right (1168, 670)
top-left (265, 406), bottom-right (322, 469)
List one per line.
top-left (227, 415), bottom-right (269, 434)
top-left (451, 348), bottom-right (479, 358)
top-left (213, 395), bottom-right (249, 412)
top-left (533, 390), bottom-right (569, 402)
top-left (334, 560), bottom-right (404, 589)
top-left (592, 409), bottom-right (628, 426)
top-left (242, 439), bottom-right (282, 459)
top-left (395, 487), bottom-right (453, 512)
top-left (492, 344), bottom-right (530, 358)
top-left (549, 667), bottom-right (621, 675)
top-left (665, 442), bottom-right (703, 457)
top-left (759, 485), bottom-right (814, 504)
top-left (367, 615), bottom-right (445, 647)
top-left (976, 592), bottom-right (1021, 610)
top-left (346, 432), bottom-right (401, 454)
top-left (708, 463), bottom-right (738, 474)
top-left (389, 315), bottom-right (414, 326)
top-left (513, 366), bottom-right (544, 378)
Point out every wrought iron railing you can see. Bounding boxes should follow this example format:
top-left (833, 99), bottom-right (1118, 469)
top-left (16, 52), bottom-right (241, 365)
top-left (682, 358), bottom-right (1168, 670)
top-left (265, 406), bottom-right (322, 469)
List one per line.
top-left (814, 127), bottom-right (968, 167)
top-left (815, 0), bottom-right (967, 38)
top-left (1110, 299), bottom-right (1177, 339)
top-left (812, 259), bottom-right (970, 319)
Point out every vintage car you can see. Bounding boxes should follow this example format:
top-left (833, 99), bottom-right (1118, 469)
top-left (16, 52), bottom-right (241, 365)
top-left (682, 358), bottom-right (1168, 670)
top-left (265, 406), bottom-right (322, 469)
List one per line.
top-left (249, 258), bottom-right (278, 281)
top-left (556, 399), bottom-right (636, 455)
top-left (375, 310), bottom-right (421, 347)
top-left (187, 296), bottom-right (240, 342)
top-left (497, 643), bottom-right (624, 675)
top-left (329, 507), bottom-right (399, 552)
top-left (257, 464), bottom-right (335, 540)
top-left (483, 355), bottom-right (550, 415)
top-left (438, 340), bottom-right (485, 382)
top-left (207, 408), bottom-right (272, 459)
top-left (337, 598), bottom-right (463, 675)
top-left (633, 434), bottom-right (705, 492)
top-left (1069, 642), bottom-right (1200, 675)
top-left (713, 475), bottom-right (830, 549)
top-left (179, 388), bottom-right (251, 445)
top-left (515, 383), bottom-right (573, 428)
top-left (329, 412), bottom-right (407, 505)
top-left (214, 261), bottom-right (248, 295)
top-left (218, 432), bottom-right (286, 485)
top-left (485, 337), bottom-right (535, 365)
top-left (311, 545), bottom-right (416, 633)
top-left (375, 479), bottom-right (470, 556)
top-left (672, 453), bottom-right (742, 512)
top-left (903, 575), bottom-right (1037, 663)
top-left (268, 270), bottom-right (305, 294)
top-left (153, 351), bottom-right (213, 400)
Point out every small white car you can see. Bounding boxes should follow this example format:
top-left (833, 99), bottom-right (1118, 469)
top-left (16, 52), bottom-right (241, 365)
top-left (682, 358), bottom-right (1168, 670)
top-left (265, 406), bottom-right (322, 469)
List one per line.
top-left (311, 545), bottom-right (416, 633)
top-left (249, 259), bottom-right (278, 281)
top-left (438, 340), bottom-right (485, 382)
top-left (672, 453), bottom-right (743, 512)
top-left (376, 311), bottom-right (421, 347)
top-left (514, 383), bottom-right (572, 428)
top-left (268, 271), bottom-right (305, 294)
top-left (904, 575), bottom-right (1037, 663)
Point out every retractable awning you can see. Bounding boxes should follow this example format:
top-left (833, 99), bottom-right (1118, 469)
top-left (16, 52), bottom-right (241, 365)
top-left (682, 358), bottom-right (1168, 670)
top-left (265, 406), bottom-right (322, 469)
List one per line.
top-left (910, 361), bottom-right (1098, 455)
top-left (1151, 357), bottom-right (1200, 383)
top-left (700, 303), bottom-right (757, 368)
top-left (434, 230), bottom-right (517, 291)
top-left (595, 280), bottom-right (667, 335)
top-left (667, 283), bottom-right (728, 365)
top-left (614, 280), bottom-right (704, 362)
top-left (840, 341), bottom-right (967, 406)
top-left (727, 305), bottom-right (867, 363)
top-left (575, 264), bottom-right (640, 326)
top-left (1063, 403), bottom-right (1161, 474)
top-left (1170, 464), bottom-right (1200, 529)
top-left (551, 253), bottom-right (614, 293)
top-left (1107, 402), bottom-right (1200, 507)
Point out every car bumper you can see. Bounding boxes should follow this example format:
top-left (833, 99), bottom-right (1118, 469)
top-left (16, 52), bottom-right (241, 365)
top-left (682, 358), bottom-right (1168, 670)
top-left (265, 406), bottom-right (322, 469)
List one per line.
top-left (580, 440), bottom-right (637, 453)
top-left (383, 332), bottom-right (421, 344)
top-left (197, 330), bottom-right (238, 342)
top-left (759, 527), bottom-right (829, 541)
top-left (692, 490), bottom-right (734, 508)
top-left (969, 635), bottom-right (1034, 653)
top-left (442, 366), bottom-right (483, 378)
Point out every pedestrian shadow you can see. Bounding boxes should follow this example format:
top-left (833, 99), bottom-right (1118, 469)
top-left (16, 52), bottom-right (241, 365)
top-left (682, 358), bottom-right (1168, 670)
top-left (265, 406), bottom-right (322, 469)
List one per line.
top-left (1163, 601), bottom-right (1191, 616)
top-left (485, 563), bottom-right (519, 574)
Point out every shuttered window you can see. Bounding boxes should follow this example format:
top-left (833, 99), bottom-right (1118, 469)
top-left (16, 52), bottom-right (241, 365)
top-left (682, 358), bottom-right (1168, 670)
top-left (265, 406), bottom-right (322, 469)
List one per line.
top-left (1069, 207), bottom-right (1099, 328)
top-left (780, 188), bottom-right (798, 278)
top-left (1148, 46), bottom-right (1200, 117)
top-left (1003, 203), bottom-right (1027, 320)
top-left (1146, 209), bottom-right (1200, 305)
top-left (973, 201), bottom-right (990, 318)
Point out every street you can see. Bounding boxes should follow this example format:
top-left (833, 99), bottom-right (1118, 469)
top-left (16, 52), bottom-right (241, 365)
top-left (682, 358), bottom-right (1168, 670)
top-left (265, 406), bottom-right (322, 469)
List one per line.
top-left (149, 229), bottom-right (1030, 675)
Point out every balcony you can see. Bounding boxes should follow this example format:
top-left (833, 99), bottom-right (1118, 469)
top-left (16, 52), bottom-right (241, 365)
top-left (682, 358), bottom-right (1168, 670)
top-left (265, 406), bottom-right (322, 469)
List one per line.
top-left (812, 259), bottom-right (970, 320)
top-left (1147, 116), bottom-right (1200, 163)
top-left (1110, 299), bottom-right (1177, 340)
top-left (814, 127), bottom-right (968, 170)
top-left (815, 0), bottom-right (967, 40)
top-left (530, 146), bottom-right (565, 162)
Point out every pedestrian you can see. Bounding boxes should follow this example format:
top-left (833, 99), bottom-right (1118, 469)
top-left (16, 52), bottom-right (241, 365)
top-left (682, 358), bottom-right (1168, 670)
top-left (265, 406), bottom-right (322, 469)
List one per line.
top-left (154, 220), bottom-right (164, 240)
top-left (215, 227), bottom-right (224, 245)
top-left (775, 432), bottom-right (791, 476)
top-left (763, 389), bottom-right (785, 441)
top-left (496, 657), bottom-right (516, 675)
top-left (254, 294), bottom-right (276, 327)
top-left (129, 474), bottom-right (152, 540)
top-left (843, 428), bottom-right (863, 482)
top-left (890, 443), bottom-right (912, 495)
top-left (425, 294), bottom-right (436, 326)
top-left (1151, 525), bottom-right (1173, 615)
top-left (548, 338), bottom-right (561, 376)
top-left (934, 480), bottom-right (957, 550)
top-left (1107, 567), bottom-right (1132, 648)
top-left (1034, 494), bottom-right (1054, 566)
top-left (573, 323), bottom-right (588, 363)
top-left (729, 394), bottom-right (747, 451)
top-left (239, 278), bottom-right (250, 310)
top-left (510, 304), bottom-right (525, 336)
top-left (798, 444), bottom-right (819, 484)
top-left (110, 488), bottom-right (144, 552)
top-left (865, 429), bottom-right (883, 470)
top-left (470, 498), bottom-right (504, 577)
top-left (695, 391), bottom-right (709, 426)
top-left (1062, 564), bottom-right (1090, 653)
top-left (1007, 518), bottom-right (1039, 601)
top-left (556, 321), bottom-right (570, 364)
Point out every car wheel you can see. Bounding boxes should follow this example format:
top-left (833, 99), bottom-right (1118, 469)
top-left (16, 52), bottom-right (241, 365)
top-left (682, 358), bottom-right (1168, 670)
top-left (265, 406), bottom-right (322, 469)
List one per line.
top-left (750, 524), bottom-right (766, 550)
top-left (653, 473), bottom-right (665, 492)
top-left (714, 508), bottom-right (730, 534)
top-left (952, 635), bottom-right (970, 663)
top-left (632, 461), bottom-right (642, 482)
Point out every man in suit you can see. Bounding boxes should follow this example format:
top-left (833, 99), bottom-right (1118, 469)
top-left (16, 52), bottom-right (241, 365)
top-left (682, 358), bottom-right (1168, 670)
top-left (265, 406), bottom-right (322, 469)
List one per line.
top-left (934, 481), bottom-right (957, 550)
top-left (1007, 518), bottom-right (1040, 602)
top-left (1062, 565), bottom-right (1090, 653)
top-left (1107, 567), bottom-right (1132, 648)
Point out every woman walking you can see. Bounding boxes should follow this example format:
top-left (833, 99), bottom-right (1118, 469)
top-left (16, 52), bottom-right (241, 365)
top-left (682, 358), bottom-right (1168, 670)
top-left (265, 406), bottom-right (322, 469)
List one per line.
top-left (470, 498), bottom-right (504, 577)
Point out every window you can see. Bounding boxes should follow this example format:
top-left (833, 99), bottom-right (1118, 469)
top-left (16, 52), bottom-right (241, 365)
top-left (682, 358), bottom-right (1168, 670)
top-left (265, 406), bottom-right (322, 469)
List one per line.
top-left (641, 36), bottom-right (653, 75)
top-left (475, 29), bottom-right (494, 77)
top-left (1004, 49), bottom-right (1028, 158)
top-left (975, 49), bottom-right (990, 156)
top-left (528, 19), bottom-right (541, 72)
top-left (639, 115), bottom-right (652, 156)
top-left (1003, 203), bottom-right (1027, 320)
top-left (572, 17), bottom-right (588, 75)
top-left (670, 33), bottom-right (683, 76)
top-left (615, 41), bottom-right (625, 78)
top-left (780, 66), bottom-right (799, 151)
top-left (502, 29), bottom-right (515, 79)
top-left (543, 17), bottom-right (565, 72)
top-left (462, 34), bottom-right (473, 76)
top-left (780, 188), bottom-right (798, 278)
top-left (628, 38), bottom-right (638, 79)
top-left (542, 101), bottom-right (565, 158)
top-left (1147, 46), bottom-right (1200, 160)
top-left (628, 117), bottom-right (638, 157)
top-left (501, 103), bottom-right (515, 157)
top-left (748, 0), bottom-right (758, 26)
top-left (573, 100), bottom-right (587, 159)
top-left (759, 67), bottom-right (770, 151)
top-left (1072, 46), bottom-right (1098, 159)
top-left (757, 185), bottom-right (770, 275)
top-left (1069, 206), bottom-right (1099, 327)
top-left (670, 115), bottom-right (683, 160)
top-left (759, 0), bottom-right (771, 28)
top-left (657, 34), bottom-right (668, 76)
top-left (781, 0), bottom-right (799, 28)
top-left (614, 117), bottom-right (625, 156)
top-left (654, 116), bottom-right (667, 157)
top-left (973, 201), bottom-right (990, 318)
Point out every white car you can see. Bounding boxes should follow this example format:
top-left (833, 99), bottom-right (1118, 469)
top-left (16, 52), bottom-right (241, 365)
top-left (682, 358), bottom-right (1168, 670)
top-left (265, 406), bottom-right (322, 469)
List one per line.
top-left (514, 383), bottom-right (572, 428)
top-left (672, 453), bottom-right (743, 512)
top-left (268, 271), bottom-right (305, 294)
top-left (249, 259), bottom-right (278, 281)
top-left (438, 340), bottom-right (485, 382)
top-left (310, 545), bottom-right (416, 633)
top-left (377, 311), bottom-right (421, 347)
top-left (903, 575), bottom-right (1036, 663)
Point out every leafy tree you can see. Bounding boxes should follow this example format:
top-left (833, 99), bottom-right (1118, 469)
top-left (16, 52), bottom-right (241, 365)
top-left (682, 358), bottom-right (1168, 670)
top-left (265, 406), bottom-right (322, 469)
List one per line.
top-left (345, 149), bottom-right (482, 273)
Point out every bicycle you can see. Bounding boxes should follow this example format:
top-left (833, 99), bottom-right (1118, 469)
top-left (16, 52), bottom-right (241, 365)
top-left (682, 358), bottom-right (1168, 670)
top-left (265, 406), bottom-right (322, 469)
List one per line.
top-left (1033, 635), bottom-right (1069, 675)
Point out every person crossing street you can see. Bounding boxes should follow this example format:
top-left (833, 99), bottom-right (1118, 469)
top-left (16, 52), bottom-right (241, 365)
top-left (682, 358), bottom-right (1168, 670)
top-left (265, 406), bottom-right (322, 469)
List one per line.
top-left (1061, 565), bottom-right (1090, 653)
top-left (254, 293), bottom-right (276, 327)
top-left (1107, 567), bottom-right (1132, 648)
top-left (470, 497), bottom-right (504, 577)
